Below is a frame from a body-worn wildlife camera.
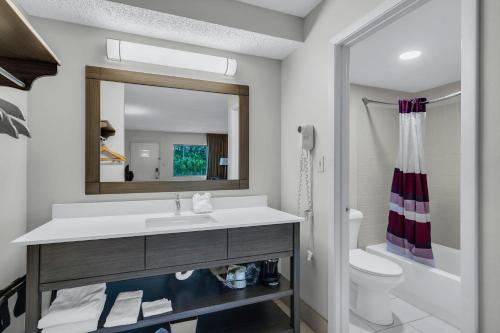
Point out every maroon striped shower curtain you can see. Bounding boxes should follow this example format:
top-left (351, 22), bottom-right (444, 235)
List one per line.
top-left (386, 98), bottom-right (434, 266)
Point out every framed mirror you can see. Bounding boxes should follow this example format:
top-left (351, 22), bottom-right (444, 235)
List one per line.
top-left (85, 66), bottom-right (249, 194)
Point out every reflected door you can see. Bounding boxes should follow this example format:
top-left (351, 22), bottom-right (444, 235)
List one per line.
top-left (130, 142), bottom-right (160, 181)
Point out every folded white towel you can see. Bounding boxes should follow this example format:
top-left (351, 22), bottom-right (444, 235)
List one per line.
top-left (116, 290), bottom-right (143, 301)
top-left (141, 298), bottom-right (173, 317)
top-left (192, 192), bottom-right (213, 213)
top-left (38, 286), bottom-right (106, 329)
top-left (56, 284), bottom-right (106, 301)
top-left (104, 291), bottom-right (142, 327)
top-left (41, 318), bottom-right (99, 333)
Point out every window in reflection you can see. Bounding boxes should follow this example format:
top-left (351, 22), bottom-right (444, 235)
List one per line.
top-left (173, 144), bottom-right (208, 177)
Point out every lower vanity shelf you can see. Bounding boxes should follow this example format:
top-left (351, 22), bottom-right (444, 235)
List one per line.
top-left (196, 301), bottom-right (293, 333)
top-left (92, 270), bottom-right (293, 333)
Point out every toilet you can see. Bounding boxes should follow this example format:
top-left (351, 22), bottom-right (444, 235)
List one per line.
top-left (349, 209), bottom-right (404, 325)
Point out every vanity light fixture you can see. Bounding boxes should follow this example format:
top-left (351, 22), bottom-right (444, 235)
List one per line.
top-left (106, 39), bottom-right (237, 76)
top-left (399, 50), bottom-right (422, 60)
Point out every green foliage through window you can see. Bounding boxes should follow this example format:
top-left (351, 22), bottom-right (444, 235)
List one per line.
top-left (173, 144), bottom-right (208, 177)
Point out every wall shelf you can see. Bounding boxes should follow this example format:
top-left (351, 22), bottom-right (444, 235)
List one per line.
top-left (100, 120), bottom-right (116, 139)
top-left (0, 0), bottom-right (60, 90)
top-left (93, 270), bottom-right (293, 333)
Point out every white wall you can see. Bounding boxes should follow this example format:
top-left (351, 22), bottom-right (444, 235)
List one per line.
top-left (281, 0), bottom-right (387, 318)
top-left (0, 88), bottom-right (27, 333)
top-left (125, 130), bottom-right (207, 181)
top-left (480, 0), bottom-right (500, 331)
top-left (100, 81), bottom-right (125, 182)
top-left (26, 17), bottom-right (282, 230)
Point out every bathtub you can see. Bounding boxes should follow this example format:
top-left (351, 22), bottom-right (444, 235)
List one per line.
top-left (366, 243), bottom-right (461, 326)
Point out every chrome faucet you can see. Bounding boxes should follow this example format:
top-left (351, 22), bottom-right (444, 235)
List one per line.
top-left (175, 193), bottom-right (181, 215)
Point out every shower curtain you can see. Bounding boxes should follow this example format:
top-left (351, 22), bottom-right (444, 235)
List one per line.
top-left (386, 98), bottom-right (434, 266)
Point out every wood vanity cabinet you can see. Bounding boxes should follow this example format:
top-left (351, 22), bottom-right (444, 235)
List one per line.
top-left (26, 223), bottom-right (300, 333)
top-left (228, 224), bottom-right (293, 258)
top-left (146, 230), bottom-right (228, 269)
top-left (39, 237), bottom-right (145, 283)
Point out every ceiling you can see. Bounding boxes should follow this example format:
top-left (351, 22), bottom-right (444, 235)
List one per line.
top-left (124, 84), bottom-right (229, 134)
top-left (350, 0), bottom-right (461, 93)
top-left (233, 0), bottom-right (322, 17)
top-left (17, 0), bottom-right (304, 59)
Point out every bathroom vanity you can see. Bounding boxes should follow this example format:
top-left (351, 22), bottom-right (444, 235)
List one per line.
top-left (14, 196), bottom-right (302, 333)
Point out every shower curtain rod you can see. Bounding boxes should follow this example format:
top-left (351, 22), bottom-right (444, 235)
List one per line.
top-left (362, 91), bottom-right (461, 107)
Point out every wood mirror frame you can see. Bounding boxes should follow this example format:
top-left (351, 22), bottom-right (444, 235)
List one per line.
top-left (85, 66), bottom-right (249, 194)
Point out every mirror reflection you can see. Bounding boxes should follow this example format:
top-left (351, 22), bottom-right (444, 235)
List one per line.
top-left (99, 81), bottom-right (239, 182)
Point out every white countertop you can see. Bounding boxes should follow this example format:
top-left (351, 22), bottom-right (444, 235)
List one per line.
top-left (13, 207), bottom-right (303, 245)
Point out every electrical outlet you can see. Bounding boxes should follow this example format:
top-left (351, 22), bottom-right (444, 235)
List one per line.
top-left (318, 156), bottom-right (325, 173)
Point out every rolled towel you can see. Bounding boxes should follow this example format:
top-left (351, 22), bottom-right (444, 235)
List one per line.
top-left (192, 192), bottom-right (213, 213)
top-left (38, 286), bottom-right (106, 329)
top-left (104, 291), bottom-right (142, 327)
top-left (141, 299), bottom-right (173, 317)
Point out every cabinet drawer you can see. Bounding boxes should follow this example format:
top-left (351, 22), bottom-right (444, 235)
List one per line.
top-left (40, 237), bottom-right (145, 283)
top-left (228, 224), bottom-right (293, 258)
top-left (146, 230), bottom-right (227, 269)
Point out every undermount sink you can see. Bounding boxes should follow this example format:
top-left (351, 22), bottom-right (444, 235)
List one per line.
top-left (146, 214), bottom-right (218, 228)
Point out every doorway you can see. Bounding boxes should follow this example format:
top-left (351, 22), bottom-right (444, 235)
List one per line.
top-left (327, 0), bottom-right (478, 332)
top-left (129, 142), bottom-right (160, 181)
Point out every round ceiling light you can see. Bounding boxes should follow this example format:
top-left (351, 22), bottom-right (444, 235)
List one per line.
top-left (399, 50), bottom-right (422, 60)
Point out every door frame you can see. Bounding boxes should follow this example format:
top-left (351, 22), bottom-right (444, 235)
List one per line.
top-left (327, 0), bottom-right (479, 332)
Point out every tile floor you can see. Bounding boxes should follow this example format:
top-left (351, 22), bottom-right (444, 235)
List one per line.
top-left (274, 299), bottom-right (317, 333)
top-left (172, 296), bottom-right (458, 333)
top-left (349, 295), bottom-right (460, 333)
top-left (172, 300), bottom-right (316, 333)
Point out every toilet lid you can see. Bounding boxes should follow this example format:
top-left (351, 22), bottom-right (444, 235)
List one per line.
top-left (349, 249), bottom-right (403, 277)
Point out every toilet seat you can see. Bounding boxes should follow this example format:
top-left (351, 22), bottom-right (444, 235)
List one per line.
top-left (350, 249), bottom-right (403, 277)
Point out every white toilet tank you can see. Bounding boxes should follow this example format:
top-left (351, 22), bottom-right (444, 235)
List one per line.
top-left (349, 209), bottom-right (364, 249)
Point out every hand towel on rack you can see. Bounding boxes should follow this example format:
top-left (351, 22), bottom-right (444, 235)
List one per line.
top-left (141, 298), bottom-right (172, 317)
top-left (37, 284), bottom-right (106, 329)
top-left (104, 291), bottom-right (142, 327)
top-left (41, 318), bottom-right (100, 333)
top-left (0, 301), bottom-right (10, 333)
top-left (13, 281), bottom-right (25, 317)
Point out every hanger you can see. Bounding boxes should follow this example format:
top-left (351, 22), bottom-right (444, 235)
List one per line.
top-left (0, 109), bottom-right (19, 139)
top-left (100, 145), bottom-right (126, 162)
top-left (0, 98), bottom-right (30, 139)
top-left (99, 136), bottom-right (126, 162)
top-left (0, 98), bottom-right (25, 121)
top-left (10, 117), bottom-right (31, 138)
